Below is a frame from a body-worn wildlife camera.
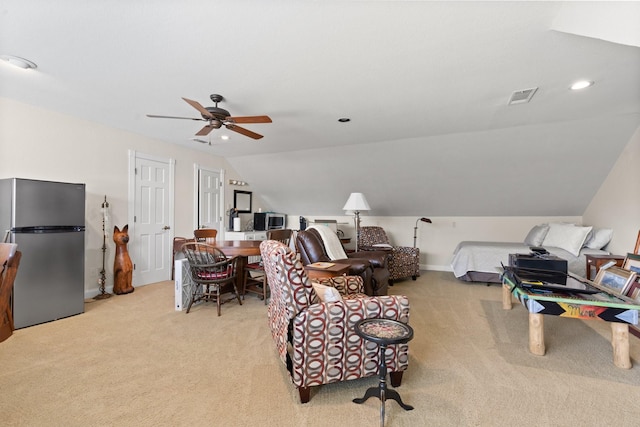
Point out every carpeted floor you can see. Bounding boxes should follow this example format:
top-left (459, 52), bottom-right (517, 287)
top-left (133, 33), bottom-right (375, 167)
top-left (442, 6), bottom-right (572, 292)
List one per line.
top-left (1, 271), bottom-right (640, 426)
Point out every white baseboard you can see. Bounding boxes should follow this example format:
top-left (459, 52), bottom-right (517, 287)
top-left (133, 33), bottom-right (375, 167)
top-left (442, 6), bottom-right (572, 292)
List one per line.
top-left (419, 263), bottom-right (452, 272)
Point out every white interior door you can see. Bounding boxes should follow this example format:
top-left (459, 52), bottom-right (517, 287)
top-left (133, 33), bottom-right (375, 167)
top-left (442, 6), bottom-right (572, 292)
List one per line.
top-left (131, 151), bottom-right (174, 285)
top-left (197, 167), bottom-right (223, 233)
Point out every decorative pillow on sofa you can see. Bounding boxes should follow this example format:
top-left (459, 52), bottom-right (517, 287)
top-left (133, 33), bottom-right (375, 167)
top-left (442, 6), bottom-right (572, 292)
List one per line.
top-left (311, 282), bottom-right (343, 303)
top-left (542, 223), bottom-right (592, 257)
top-left (524, 224), bottom-right (549, 246)
top-left (583, 228), bottom-right (613, 250)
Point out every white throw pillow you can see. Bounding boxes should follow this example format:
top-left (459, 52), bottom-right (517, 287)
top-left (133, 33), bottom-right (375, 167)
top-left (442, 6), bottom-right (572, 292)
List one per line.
top-left (311, 282), bottom-right (343, 303)
top-left (524, 224), bottom-right (549, 247)
top-left (583, 228), bottom-right (613, 250)
top-left (542, 223), bottom-right (592, 257)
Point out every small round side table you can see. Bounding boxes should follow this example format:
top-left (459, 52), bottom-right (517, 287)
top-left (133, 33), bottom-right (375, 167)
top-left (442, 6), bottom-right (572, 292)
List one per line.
top-left (353, 318), bottom-right (414, 427)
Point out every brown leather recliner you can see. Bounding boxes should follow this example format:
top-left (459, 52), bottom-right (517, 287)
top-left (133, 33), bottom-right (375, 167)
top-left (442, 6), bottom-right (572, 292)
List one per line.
top-left (296, 228), bottom-right (389, 296)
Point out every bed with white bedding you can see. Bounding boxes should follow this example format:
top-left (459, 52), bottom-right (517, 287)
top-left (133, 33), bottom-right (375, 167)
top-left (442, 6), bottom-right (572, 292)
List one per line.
top-left (451, 241), bottom-right (608, 283)
top-left (450, 223), bottom-right (613, 283)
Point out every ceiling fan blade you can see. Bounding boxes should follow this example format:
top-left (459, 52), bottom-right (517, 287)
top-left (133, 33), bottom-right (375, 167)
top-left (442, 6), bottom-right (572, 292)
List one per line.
top-left (226, 124), bottom-right (263, 140)
top-left (182, 97), bottom-right (214, 119)
top-left (226, 115), bottom-right (272, 124)
top-left (146, 114), bottom-right (205, 121)
top-left (196, 125), bottom-right (215, 136)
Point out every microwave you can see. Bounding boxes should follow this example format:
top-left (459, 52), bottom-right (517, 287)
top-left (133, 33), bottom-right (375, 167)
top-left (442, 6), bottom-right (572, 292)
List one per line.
top-left (253, 212), bottom-right (286, 231)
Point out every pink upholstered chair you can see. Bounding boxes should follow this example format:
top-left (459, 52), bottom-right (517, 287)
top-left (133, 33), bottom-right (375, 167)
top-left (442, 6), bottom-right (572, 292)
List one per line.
top-left (259, 239), bottom-right (411, 403)
top-left (358, 226), bottom-right (421, 284)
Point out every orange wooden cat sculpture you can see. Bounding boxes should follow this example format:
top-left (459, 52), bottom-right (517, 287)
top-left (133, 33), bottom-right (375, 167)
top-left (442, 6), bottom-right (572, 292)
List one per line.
top-left (113, 225), bottom-right (134, 295)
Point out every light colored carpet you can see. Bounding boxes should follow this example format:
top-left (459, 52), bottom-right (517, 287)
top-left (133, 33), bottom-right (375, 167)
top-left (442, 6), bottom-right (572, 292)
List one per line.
top-left (1, 271), bottom-right (640, 426)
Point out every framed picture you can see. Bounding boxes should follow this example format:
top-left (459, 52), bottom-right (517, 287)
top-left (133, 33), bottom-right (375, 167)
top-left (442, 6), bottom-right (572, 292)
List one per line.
top-left (623, 252), bottom-right (640, 275)
top-left (233, 190), bottom-right (252, 213)
top-left (625, 278), bottom-right (640, 302)
top-left (594, 266), bottom-right (637, 296)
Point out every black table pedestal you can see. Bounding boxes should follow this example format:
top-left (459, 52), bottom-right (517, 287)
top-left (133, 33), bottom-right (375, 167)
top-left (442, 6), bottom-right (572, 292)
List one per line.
top-left (352, 319), bottom-right (414, 427)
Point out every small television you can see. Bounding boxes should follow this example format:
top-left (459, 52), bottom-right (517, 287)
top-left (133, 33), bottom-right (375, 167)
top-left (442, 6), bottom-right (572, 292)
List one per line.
top-left (254, 212), bottom-right (286, 231)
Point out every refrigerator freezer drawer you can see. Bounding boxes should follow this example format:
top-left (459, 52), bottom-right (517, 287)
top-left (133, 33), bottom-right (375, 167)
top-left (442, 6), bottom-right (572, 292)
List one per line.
top-left (12, 231), bottom-right (85, 329)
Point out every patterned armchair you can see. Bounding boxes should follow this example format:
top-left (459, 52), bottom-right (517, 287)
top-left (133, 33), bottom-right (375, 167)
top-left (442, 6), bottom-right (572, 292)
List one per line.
top-left (358, 226), bottom-right (421, 283)
top-left (259, 239), bottom-right (411, 403)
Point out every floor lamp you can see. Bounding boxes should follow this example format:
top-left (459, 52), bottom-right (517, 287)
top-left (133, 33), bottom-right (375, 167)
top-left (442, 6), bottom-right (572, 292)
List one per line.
top-left (413, 217), bottom-right (432, 248)
top-left (95, 195), bottom-right (112, 300)
top-left (343, 192), bottom-right (370, 252)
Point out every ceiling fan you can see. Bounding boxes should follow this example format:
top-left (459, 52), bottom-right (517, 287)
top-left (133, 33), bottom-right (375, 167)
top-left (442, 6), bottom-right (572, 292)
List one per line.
top-left (147, 94), bottom-right (272, 140)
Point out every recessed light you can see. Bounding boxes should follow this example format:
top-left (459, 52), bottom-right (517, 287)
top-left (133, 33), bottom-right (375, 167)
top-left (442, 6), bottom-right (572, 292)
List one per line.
top-left (0, 55), bottom-right (37, 70)
top-left (338, 118), bottom-right (350, 123)
top-left (570, 80), bottom-right (594, 90)
top-left (221, 135), bottom-right (230, 140)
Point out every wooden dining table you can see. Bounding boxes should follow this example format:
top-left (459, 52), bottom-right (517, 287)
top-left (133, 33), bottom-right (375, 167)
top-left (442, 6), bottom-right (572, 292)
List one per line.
top-left (209, 240), bottom-right (262, 258)
top-left (208, 240), bottom-right (262, 295)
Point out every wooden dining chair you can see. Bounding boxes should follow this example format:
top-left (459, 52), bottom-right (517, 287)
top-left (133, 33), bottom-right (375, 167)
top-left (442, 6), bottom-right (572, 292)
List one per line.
top-left (1, 243), bottom-right (20, 343)
top-left (194, 229), bottom-right (218, 244)
top-left (172, 237), bottom-right (194, 280)
top-left (182, 242), bottom-right (241, 316)
top-left (244, 229), bottom-right (293, 305)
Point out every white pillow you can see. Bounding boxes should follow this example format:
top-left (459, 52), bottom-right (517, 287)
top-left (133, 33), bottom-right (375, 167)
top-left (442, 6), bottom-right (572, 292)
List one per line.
top-left (311, 282), bottom-right (343, 303)
top-left (542, 223), bottom-right (592, 257)
top-left (524, 224), bottom-right (549, 247)
top-left (583, 228), bottom-right (613, 250)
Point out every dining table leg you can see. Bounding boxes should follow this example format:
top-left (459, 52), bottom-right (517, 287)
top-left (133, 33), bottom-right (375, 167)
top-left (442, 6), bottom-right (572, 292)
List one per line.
top-left (234, 255), bottom-right (248, 296)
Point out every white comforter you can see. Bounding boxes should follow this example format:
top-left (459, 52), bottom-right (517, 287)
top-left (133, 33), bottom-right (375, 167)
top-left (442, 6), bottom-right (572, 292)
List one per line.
top-left (451, 241), bottom-right (608, 280)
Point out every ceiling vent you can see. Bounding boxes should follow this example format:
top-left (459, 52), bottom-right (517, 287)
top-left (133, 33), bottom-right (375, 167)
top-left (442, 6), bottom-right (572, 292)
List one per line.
top-left (508, 87), bottom-right (538, 105)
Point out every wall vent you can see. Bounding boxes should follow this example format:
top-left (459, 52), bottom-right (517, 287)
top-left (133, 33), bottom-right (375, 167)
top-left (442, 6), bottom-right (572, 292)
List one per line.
top-left (508, 87), bottom-right (538, 105)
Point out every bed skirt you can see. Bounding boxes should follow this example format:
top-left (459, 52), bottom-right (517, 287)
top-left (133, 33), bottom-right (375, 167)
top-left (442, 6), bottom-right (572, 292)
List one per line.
top-left (455, 271), bottom-right (502, 284)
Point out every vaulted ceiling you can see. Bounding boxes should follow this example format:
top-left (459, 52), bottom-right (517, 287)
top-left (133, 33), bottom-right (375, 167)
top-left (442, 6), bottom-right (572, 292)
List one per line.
top-left (1, 1), bottom-right (639, 216)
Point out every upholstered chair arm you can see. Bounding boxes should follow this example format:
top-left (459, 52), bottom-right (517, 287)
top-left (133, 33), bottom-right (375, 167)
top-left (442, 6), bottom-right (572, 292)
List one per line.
top-left (393, 245), bottom-right (419, 257)
top-left (289, 295), bottom-right (411, 388)
top-left (385, 245), bottom-right (421, 281)
top-left (331, 258), bottom-right (370, 275)
top-left (359, 244), bottom-right (393, 252)
top-left (313, 275), bottom-right (365, 296)
top-left (348, 250), bottom-right (389, 268)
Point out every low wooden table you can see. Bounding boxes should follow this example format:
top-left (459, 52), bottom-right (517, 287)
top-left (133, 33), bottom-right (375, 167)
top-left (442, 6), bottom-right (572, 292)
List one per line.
top-left (304, 262), bottom-right (350, 280)
top-left (584, 254), bottom-right (625, 280)
top-left (502, 273), bottom-right (640, 369)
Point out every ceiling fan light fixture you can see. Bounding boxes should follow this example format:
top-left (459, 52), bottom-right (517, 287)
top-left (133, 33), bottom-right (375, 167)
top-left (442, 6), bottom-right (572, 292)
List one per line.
top-left (570, 80), bottom-right (594, 90)
top-left (0, 55), bottom-right (37, 70)
top-left (149, 95), bottom-right (271, 140)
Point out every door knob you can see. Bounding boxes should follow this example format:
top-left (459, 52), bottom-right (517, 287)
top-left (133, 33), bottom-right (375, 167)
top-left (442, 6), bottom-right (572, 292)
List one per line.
top-left (163, 226), bottom-right (171, 230)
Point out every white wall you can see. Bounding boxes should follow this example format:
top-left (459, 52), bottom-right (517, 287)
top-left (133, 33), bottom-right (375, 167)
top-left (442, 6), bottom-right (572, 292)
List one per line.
top-left (294, 125), bottom-right (640, 272)
top-left (0, 97), bottom-right (243, 296)
top-left (583, 125), bottom-right (640, 254)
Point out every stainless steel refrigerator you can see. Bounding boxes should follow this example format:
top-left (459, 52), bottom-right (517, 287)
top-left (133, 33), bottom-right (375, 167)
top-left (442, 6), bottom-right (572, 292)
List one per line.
top-left (0, 178), bottom-right (85, 329)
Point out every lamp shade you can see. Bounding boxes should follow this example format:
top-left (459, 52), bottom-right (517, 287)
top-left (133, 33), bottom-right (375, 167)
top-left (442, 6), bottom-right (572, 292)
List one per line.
top-left (343, 192), bottom-right (370, 212)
